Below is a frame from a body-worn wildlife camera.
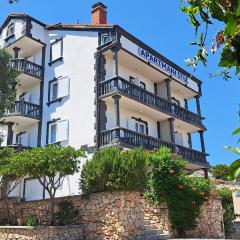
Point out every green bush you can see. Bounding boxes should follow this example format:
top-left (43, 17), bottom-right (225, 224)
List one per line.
top-left (216, 187), bottom-right (237, 237)
top-left (25, 215), bottom-right (37, 226)
top-left (80, 147), bottom-right (147, 196)
top-left (55, 201), bottom-right (78, 225)
top-left (145, 147), bottom-right (210, 237)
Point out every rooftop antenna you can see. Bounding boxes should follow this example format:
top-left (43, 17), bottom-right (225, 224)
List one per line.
top-left (76, 19), bottom-right (80, 24)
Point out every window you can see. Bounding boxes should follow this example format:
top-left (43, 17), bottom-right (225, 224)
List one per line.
top-left (135, 122), bottom-right (146, 135)
top-left (101, 34), bottom-right (110, 45)
top-left (128, 117), bottom-right (148, 135)
top-left (6, 22), bottom-right (15, 38)
top-left (48, 120), bottom-right (69, 144)
top-left (50, 124), bottom-right (57, 144)
top-left (129, 76), bottom-right (146, 89)
top-left (51, 82), bottom-right (58, 101)
top-left (171, 97), bottom-right (180, 106)
top-left (50, 38), bottom-right (63, 64)
top-left (48, 76), bottom-right (70, 103)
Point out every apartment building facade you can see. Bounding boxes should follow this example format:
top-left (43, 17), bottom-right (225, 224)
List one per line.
top-left (0, 2), bottom-right (209, 201)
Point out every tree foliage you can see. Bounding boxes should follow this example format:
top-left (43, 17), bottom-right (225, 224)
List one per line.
top-left (80, 147), bottom-right (147, 197)
top-left (0, 48), bottom-right (18, 117)
top-left (216, 187), bottom-right (237, 237)
top-left (9, 145), bottom-right (85, 225)
top-left (210, 164), bottom-right (229, 180)
top-left (181, 0), bottom-right (240, 79)
top-left (145, 147), bottom-right (210, 236)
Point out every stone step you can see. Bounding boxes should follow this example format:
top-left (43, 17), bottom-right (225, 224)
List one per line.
top-left (135, 233), bottom-right (171, 240)
top-left (139, 229), bottom-right (163, 235)
top-left (140, 224), bottom-right (163, 231)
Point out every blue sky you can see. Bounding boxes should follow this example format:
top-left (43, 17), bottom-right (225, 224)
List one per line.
top-left (1, 0), bottom-right (239, 166)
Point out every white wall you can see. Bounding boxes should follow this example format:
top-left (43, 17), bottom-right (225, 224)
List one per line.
top-left (120, 35), bottom-right (199, 93)
top-left (105, 101), bottom-right (158, 138)
top-left (0, 19), bottom-right (25, 47)
top-left (105, 55), bottom-right (155, 94)
top-left (41, 30), bottom-right (98, 149)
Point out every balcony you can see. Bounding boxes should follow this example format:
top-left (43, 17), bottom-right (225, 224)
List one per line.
top-left (99, 77), bottom-right (204, 129)
top-left (100, 127), bottom-right (208, 166)
top-left (12, 59), bottom-right (43, 90)
top-left (1, 101), bottom-right (41, 128)
top-left (13, 59), bottom-right (43, 80)
top-left (0, 144), bottom-right (32, 151)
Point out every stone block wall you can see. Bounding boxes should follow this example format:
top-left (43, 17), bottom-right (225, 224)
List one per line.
top-left (0, 192), bottom-right (225, 239)
top-left (0, 226), bottom-right (83, 240)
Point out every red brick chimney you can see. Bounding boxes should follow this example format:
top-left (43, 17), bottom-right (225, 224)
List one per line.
top-left (91, 2), bottom-right (107, 24)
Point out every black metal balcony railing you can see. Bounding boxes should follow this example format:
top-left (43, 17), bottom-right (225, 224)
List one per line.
top-left (0, 144), bottom-right (32, 151)
top-left (99, 77), bottom-right (203, 127)
top-left (100, 127), bottom-right (207, 165)
top-left (7, 101), bottom-right (41, 120)
top-left (12, 59), bottom-right (43, 79)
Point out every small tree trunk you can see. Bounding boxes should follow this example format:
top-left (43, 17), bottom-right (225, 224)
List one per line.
top-left (49, 196), bottom-right (55, 226)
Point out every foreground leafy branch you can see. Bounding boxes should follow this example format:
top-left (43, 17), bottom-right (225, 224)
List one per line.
top-left (181, 0), bottom-right (240, 79)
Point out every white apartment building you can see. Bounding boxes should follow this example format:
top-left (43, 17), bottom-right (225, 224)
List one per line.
top-left (0, 2), bottom-right (209, 201)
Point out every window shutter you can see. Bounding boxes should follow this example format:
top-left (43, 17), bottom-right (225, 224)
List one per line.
top-left (58, 76), bottom-right (70, 98)
top-left (127, 118), bottom-right (136, 131)
top-left (57, 120), bottom-right (69, 142)
top-left (52, 40), bottom-right (62, 61)
top-left (175, 132), bottom-right (183, 146)
top-left (21, 133), bottom-right (29, 146)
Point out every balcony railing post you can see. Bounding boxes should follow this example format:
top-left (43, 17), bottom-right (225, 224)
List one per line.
top-left (199, 130), bottom-right (206, 153)
top-left (112, 95), bottom-right (121, 141)
top-left (195, 95), bottom-right (201, 116)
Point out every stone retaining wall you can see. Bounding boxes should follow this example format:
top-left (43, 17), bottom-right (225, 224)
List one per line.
top-left (0, 192), bottom-right (224, 239)
top-left (0, 226), bottom-right (83, 240)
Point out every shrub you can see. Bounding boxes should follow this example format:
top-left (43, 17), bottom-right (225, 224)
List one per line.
top-left (80, 147), bottom-right (147, 196)
top-left (210, 164), bottom-right (229, 180)
top-left (145, 147), bottom-right (210, 236)
top-left (25, 215), bottom-right (37, 226)
top-left (216, 187), bottom-right (237, 237)
top-left (55, 201), bottom-right (78, 225)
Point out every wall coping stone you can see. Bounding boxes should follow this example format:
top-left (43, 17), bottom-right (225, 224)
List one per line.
top-left (0, 225), bottom-right (83, 230)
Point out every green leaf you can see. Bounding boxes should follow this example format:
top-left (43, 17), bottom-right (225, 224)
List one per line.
top-left (232, 127), bottom-right (240, 135)
top-left (219, 46), bottom-right (238, 67)
top-left (209, 1), bottom-right (226, 22)
top-left (224, 146), bottom-right (240, 155)
top-left (236, 0), bottom-right (240, 17)
top-left (228, 159), bottom-right (240, 179)
top-left (224, 11), bottom-right (237, 36)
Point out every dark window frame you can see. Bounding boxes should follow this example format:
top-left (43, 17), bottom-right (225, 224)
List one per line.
top-left (47, 78), bottom-right (63, 106)
top-left (46, 118), bottom-right (60, 145)
top-left (131, 117), bottom-right (148, 135)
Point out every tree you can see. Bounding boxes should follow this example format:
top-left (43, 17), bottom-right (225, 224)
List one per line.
top-left (0, 148), bottom-right (22, 224)
top-left (9, 145), bottom-right (85, 225)
top-left (180, 0), bottom-right (240, 79)
top-left (0, 48), bottom-right (19, 143)
top-left (0, 49), bottom-right (18, 117)
top-left (210, 164), bottom-right (229, 180)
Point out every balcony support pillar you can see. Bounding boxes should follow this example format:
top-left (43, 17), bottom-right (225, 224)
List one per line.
top-left (195, 95), bottom-right (201, 116)
top-left (112, 45), bottom-right (120, 77)
top-left (165, 78), bottom-right (172, 101)
top-left (184, 99), bottom-right (188, 110)
top-left (13, 47), bottom-right (20, 59)
top-left (199, 130), bottom-right (206, 153)
top-left (188, 133), bottom-right (192, 149)
top-left (7, 122), bottom-right (14, 145)
top-left (168, 118), bottom-right (175, 144)
top-left (112, 95), bottom-right (121, 140)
